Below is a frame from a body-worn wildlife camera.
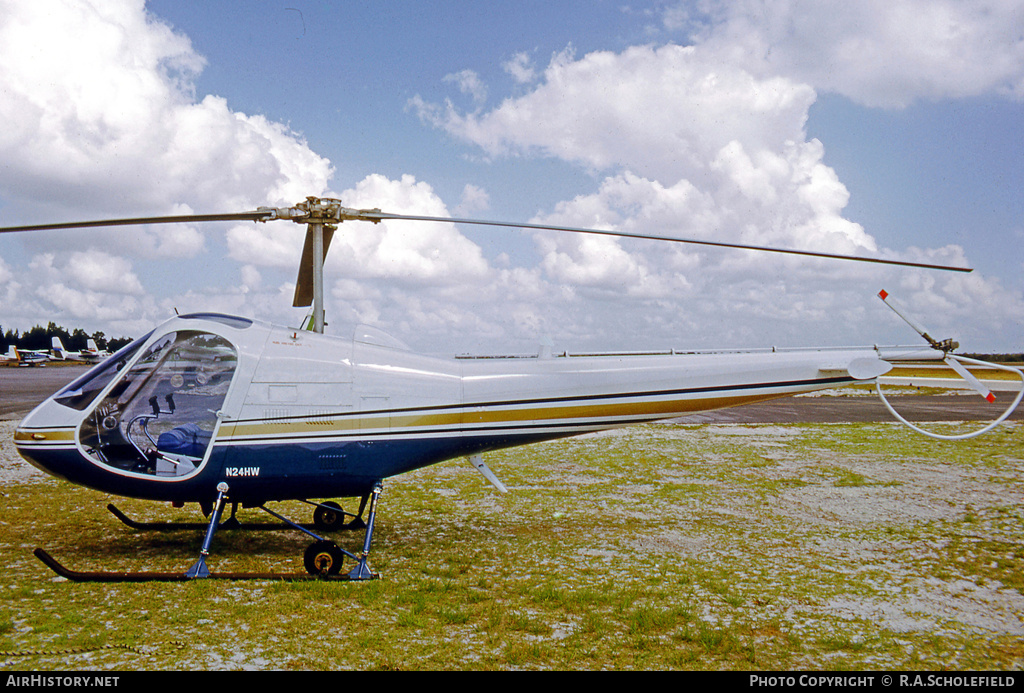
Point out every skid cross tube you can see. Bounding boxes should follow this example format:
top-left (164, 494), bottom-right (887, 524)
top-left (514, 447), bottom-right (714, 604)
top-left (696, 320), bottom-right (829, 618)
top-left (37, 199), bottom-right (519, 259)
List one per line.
top-left (107, 502), bottom-right (305, 531)
top-left (258, 505), bottom-right (327, 543)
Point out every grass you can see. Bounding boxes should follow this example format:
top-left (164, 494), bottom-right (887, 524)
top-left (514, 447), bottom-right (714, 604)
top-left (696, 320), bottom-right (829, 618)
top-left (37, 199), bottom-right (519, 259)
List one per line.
top-left (1, 419), bottom-right (1022, 670)
top-left (886, 365), bottom-right (1022, 381)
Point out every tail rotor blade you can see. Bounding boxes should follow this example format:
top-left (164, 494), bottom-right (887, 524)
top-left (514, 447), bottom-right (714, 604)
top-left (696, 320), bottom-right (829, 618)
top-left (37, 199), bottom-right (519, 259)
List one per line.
top-left (878, 289), bottom-right (997, 403)
top-left (878, 290), bottom-right (932, 341)
top-left (877, 289), bottom-right (957, 352)
top-left (945, 355), bottom-right (996, 403)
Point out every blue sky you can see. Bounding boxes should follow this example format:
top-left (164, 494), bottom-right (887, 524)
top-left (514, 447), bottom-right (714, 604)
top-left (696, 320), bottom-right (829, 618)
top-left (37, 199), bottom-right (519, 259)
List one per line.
top-left (1, 1), bottom-right (1022, 354)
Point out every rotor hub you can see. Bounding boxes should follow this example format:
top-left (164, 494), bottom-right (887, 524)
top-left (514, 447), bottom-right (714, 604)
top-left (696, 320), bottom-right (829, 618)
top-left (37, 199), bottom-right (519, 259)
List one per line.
top-left (256, 197), bottom-right (382, 227)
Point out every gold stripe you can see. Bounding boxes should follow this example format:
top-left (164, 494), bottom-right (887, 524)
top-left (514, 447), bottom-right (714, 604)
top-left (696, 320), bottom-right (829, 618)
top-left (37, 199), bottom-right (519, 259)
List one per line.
top-left (14, 428), bottom-right (75, 443)
top-left (220, 391), bottom-right (785, 440)
top-left (461, 394), bottom-right (768, 423)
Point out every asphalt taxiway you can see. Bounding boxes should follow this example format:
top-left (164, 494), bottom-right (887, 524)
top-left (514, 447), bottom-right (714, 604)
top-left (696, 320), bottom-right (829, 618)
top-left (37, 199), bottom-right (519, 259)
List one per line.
top-left (1, 364), bottom-right (89, 418)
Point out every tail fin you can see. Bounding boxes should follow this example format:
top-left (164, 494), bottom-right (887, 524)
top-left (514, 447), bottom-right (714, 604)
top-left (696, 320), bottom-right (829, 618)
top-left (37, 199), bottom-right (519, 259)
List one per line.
top-left (51, 336), bottom-right (66, 359)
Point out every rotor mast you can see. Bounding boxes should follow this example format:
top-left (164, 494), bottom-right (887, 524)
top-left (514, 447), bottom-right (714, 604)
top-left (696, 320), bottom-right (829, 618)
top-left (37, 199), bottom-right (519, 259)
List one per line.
top-left (311, 221), bottom-right (326, 334)
top-left (260, 197), bottom-right (382, 334)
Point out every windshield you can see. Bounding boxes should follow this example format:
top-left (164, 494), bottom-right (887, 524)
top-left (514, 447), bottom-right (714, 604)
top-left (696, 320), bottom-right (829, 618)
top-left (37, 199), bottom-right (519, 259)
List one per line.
top-left (54, 331), bottom-right (154, 411)
top-left (78, 330), bottom-right (238, 477)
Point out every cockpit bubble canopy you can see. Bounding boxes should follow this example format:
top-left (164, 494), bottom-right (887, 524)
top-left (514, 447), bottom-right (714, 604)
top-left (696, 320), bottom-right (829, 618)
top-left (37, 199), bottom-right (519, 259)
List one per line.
top-left (72, 330), bottom-right (238, 477)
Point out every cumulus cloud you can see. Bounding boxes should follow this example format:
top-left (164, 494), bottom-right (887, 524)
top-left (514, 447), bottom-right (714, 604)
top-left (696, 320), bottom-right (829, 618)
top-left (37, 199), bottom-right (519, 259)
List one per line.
top-left (414, 43), bottom-right (877, 258)
top-left (410, 28), bottom-right (1021, 351)
top-left (444, 69), bottom-right (488, 105)
top-left (332, 174), bottom-right (489, 283)
top-left (0, 1), bottom-right (332, 218)
top-left (503, 51), bottom-right (537, 84)
top-left (416, 45), bottom-right (818, 181)
top-left (64, 250), bottom-right (144, 295)
top-left (675, 0), bottom-right (1024, 108)
top-left (0, 0), bottom-right (333, 332)
top-left (0, 1), bottom-right (502, 344)
top-left (455, 184), bottom-right (491, 216)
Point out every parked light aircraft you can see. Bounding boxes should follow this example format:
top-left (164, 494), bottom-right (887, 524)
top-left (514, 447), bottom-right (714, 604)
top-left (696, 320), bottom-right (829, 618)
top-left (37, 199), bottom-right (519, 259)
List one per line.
top-left (2, 197), bottom-right (1021, 582)
top-left (86, 338), bottom-right (110, 361)
top-left (2, 345), bottom-right (51, 367)
top-left (0, 346), bottom-right (18, 365)
top-left (51, 337), bottom-right (107, 363)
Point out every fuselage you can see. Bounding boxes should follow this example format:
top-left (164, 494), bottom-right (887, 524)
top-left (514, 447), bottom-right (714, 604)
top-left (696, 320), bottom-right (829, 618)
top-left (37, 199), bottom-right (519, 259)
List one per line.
top-left (14, 312), bottom-right (941, 505)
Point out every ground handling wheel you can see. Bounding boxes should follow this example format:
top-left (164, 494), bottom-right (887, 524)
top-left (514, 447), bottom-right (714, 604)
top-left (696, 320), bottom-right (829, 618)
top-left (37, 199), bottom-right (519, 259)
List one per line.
top-left (304, 540), bottom-right (345, 576)
top-left (313, 501), bottom-right (346, 531)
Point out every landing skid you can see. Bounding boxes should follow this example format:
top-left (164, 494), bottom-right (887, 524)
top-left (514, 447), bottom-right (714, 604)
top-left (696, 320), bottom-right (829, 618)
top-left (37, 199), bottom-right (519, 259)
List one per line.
top-left (33, 548), bottom-right (356, 582)
top-left (35, 484), bottom-right (383, 582)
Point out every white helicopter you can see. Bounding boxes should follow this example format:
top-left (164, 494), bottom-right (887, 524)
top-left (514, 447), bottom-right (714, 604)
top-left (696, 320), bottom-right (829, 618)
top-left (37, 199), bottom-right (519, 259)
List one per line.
top-left (4, 197), bottom-right (1022, 582)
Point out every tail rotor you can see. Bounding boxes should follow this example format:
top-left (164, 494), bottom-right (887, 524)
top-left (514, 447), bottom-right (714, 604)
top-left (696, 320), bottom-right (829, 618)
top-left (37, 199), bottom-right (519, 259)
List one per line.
top-left (876, 290), bottom-right (1022, 439)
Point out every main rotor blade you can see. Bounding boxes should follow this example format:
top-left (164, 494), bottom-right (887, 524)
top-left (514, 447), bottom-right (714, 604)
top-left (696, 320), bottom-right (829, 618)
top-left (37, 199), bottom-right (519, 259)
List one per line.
top-left (0, 211), bottom-right (274, 234)
top-left (0, 201), bottom-right (975, 276)
top-left (363, 212), bottom-right (973, 273)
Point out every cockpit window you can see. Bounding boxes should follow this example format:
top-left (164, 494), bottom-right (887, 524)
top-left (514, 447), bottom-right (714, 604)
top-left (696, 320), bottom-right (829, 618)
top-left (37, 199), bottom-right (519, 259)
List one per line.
top-left (78, 331), bottom-right (237, 477)
top-left (175, 313), bottom-right (253, 330)
top-left (54, 331), bottom-right (154, 411)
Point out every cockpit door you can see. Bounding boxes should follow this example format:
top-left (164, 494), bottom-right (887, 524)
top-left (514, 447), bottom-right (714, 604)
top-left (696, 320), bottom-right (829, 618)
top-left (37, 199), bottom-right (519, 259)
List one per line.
top-left (77, 330), bottom-right (238, 478)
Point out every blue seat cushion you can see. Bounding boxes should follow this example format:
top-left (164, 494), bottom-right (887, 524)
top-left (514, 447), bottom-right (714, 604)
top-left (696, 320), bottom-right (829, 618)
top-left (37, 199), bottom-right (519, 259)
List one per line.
top-left (157, 423), bottom-right (212, 458)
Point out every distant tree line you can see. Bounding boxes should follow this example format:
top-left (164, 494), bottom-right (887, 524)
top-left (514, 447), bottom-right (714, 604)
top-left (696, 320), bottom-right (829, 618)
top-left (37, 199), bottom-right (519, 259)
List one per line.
top-left (1, 322), bottom-right (132, 353)
top-left (963, 353), bottom-right (1024, 363)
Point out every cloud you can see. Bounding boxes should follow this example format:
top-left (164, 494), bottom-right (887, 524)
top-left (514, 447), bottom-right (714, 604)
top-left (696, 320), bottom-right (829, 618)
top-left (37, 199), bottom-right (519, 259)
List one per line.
top-left (2, 0), bottom-right (1021, 355)
top-left (676, 0), bottom-right (1024, 108)
top-left (503, 51), bottom-right (537, 84)
top-left (411, 35), bottom-right (1022, 352)
top-left (0, 0), bottom-right (332, 220)
top-left (20, 251), bottom-right (155, 328)
top-left (455, 184), bottom-right (491, 216)
top-left (414, 44), bottom-right (873, 255)
top-left (444, 69), bottom-right (488, 105)
top-left (323, 173), bottom-right (491, 285)
top-left (0, 0), bottom-right (333, 333)
top-left (64, 250), bottom-right (144, 295)
top-left (414, 44), bottom-right (817, 182)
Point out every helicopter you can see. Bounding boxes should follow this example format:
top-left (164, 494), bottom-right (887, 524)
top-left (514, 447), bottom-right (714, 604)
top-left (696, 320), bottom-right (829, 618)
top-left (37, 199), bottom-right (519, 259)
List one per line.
top-left (4, 196), bottom-right (1023, 582)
